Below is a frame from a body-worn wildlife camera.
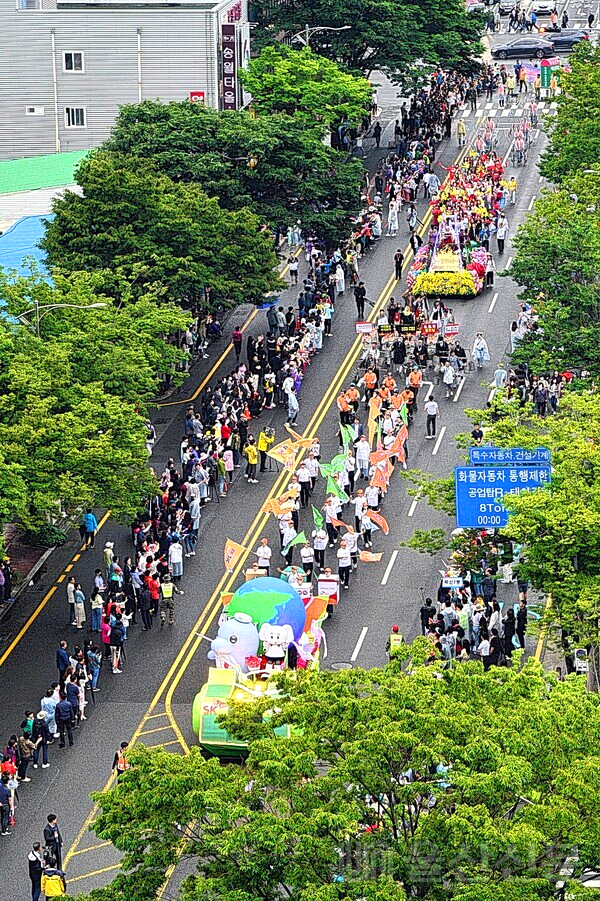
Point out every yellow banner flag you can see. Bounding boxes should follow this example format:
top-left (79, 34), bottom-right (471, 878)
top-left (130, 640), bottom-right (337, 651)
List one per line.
top-left (367, 416), bottom-right (378, 448)
top-left (267, 440), bottom-right (296, 464)
top-left (224, 538), bottom-right (247, 573)
top-left (284, 424), bottom-right (318, 445)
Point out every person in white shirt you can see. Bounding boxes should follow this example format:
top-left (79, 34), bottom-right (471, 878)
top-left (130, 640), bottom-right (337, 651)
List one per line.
top-left (305, 453), bottom-right (320, 492)
top-left (365, 484), bottom-right (380, 511)
top-left (255, 538), bottom-right (272, 576)
top-left (296, 462), bottom-right (312, 508)
top-left (344, 452), bottom-right (356, 493)
top-left (354, 435), bottom-right (371, 479)
top-left (360, 511), bottom-right (373, 548)
top-left (311, 529), bottom-right (328, 569)
top-left (424, 396), bottom-right (440, 439)
top-left (279, 514), bottom-right (293, 548)
top-left (300, 542), bottom-right (315, 580)
top-left (342, 530), bottom-right (358, 569)
top-left (324, 498), bottom-right (341, 547)
top-left (352, 489), bottom-right (367, 531)
top-left (281, 522), bottom-right (297, 565)
top-left (337, 540), bottom-right (352, 589)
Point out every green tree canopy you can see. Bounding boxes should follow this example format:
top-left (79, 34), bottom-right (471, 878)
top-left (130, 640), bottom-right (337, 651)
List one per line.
top-left (81, 660), bottom-right (600, 901)
top-left (105, 101), bottom-right (364, 246)
top-left (250, 0), bottom-right (482, 81)
top-left (42, 151), bottom-right (281, 307)
top-left (240, 45), bottom-right (372, 128)
top-left (540, 42), bottom-right (600, 184)
top-left (0, 270), bottom-right (192, 530)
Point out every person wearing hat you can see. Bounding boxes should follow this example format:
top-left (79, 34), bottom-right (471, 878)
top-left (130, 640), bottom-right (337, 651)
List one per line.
top-left (103, 541), bottom-right (115, 580)
top-left (31, 711), bottom-right (52, 769)
top-left (386, 625), bottom-right (404, 659)
top-left (159, 575), bottom-right (184, 628)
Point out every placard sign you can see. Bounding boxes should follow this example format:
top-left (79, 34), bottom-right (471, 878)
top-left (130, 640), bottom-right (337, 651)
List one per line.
top-left (189, 91), bottom-right (205, 104)
top-left (317, 574), bottom-right (340, 607)
top-left (355, 321), bottom-right (375, 334)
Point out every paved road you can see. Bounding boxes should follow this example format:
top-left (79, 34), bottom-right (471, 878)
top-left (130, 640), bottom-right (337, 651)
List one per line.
top-left (0, 95), bottom-right (547, 897)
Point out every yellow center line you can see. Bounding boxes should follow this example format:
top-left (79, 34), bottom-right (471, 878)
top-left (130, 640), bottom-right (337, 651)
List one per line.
top-left (69, 841), bottom-right (113, 857)
top-left (138, 724), bottom-right (179, 737)
top-left (66, 864), bottom-right (121, 884)
top-left (141, 739), bottom-right (183, 750)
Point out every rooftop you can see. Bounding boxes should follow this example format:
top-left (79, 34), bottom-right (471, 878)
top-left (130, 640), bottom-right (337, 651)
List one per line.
top-left (0, 150), bottom-right (87, 194)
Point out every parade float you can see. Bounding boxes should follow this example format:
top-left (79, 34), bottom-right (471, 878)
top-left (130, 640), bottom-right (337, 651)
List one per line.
top-left (192, 576), bottom-right (328, 757)
top-left (406, 150), bottom-right (501, 299)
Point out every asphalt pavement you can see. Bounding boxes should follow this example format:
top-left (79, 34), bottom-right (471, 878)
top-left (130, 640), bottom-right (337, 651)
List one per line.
top-left (0, 92), bottom-right (549, 897)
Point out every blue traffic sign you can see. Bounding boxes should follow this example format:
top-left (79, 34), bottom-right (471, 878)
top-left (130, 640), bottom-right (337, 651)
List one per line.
top-left (455, 465), bottom-right (551, 529)
top-left (469, 446), bottom-right (551, 465)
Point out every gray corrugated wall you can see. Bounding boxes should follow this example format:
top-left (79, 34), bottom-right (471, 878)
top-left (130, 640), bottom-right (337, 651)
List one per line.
top-left (0, 4), bottom-right (228, 159)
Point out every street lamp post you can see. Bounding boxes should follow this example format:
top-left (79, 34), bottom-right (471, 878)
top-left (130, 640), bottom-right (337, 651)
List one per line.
top-left (291, 23), bottom-right (351, 48)
top-left (15, 301), bottom-right (108, 338)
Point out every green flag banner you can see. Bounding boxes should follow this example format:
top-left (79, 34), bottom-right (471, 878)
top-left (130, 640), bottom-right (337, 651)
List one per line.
top-left (330, 453), bottom-right (347, 473)
top-left (312, 506), bottom-right (324, 531)
top-left (340, 424), bottom-right (354, 450)
top-left (283, 530), bottom-right (306, 557)
top-left (326, 476), bottom-right (349, 503)
top-left (399, 404), bottom-right (408, 426)
top-left (319, 462), bottom-right (335, 478)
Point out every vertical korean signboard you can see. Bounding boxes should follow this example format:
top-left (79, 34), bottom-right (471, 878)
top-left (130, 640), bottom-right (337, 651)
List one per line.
top-left (221, 23), bottom-right (237, 110)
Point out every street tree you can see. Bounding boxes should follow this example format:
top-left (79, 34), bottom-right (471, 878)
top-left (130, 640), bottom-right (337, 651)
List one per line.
top-left (42, 151), bottom-right (281, 307)
top-left (509, 170), bottom-right (600, 380)
top-left (404, 393), bottom-right (600, 682)
top-left (106, 101), bottom-right (365, 246)
top-left (0, 268), bottom-right (191, 405)
top-left (540, 42), bottom-right (600, 184)
top-left (77, 660), bottom-right (600, 901)
top-left (250, 0), bottom-right (482, 80)
top-left (239, 45), bottom-right (372, 129)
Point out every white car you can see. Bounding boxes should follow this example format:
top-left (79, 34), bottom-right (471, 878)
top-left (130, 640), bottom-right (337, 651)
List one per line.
top-left (529, 0), bottom-right (557, 14)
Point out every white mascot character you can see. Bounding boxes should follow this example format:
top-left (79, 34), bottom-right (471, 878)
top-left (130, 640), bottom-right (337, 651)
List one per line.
top-left (258, 623), bottom-right (294, 672)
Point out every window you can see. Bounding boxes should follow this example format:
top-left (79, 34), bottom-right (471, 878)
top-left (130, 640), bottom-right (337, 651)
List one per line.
top-left (63, 52), bottom-right (84, 73)
top-left (64, 106), bottom-right (86, 128)
top-left (25, 106), bottom-right (45, 116)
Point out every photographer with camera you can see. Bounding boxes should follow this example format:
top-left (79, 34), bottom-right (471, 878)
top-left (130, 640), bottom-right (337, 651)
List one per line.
top-left (257, 427), bottom-right (275, 473)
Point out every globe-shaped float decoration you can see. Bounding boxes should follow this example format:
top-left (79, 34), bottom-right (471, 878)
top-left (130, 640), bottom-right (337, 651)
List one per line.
top-left (227, 576), bottom-right (305, 641)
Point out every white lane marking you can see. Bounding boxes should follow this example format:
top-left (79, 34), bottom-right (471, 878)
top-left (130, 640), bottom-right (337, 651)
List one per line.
top-left (488, 387), bottom-right (496, 404)
top-left (534, 128), bottom-right (540, 141)
top-left (528, 195), bottom-right (536, 211)
top-left (381, 550), bottom-right (398, 586)
top-left (432, 426), bottom-right (446, 456)
top-left (453, 376), bottom-right (466, 403)
top-left (350, 627), bottom-right (368, 662)
top-left (423, 380), bottom-right (434, 401)
top-left (407, 491), bottom-right (421, 517)
top-left (488, 291), bottom-right (499, 314)
top-left (507, 256), bottom-right (513, 268)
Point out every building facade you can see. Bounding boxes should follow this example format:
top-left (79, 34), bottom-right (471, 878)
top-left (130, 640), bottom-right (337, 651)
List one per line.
top-left (0, 0), bottom-right (250, 160)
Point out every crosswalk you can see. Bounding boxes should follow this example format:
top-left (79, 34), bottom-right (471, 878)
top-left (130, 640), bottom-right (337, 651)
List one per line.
top-left (460, 100), bottom-right (558, 118)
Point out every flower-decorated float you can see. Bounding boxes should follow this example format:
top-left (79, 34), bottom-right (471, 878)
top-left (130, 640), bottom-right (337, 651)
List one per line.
top-left (406, 147), bottom-right (504, 299)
